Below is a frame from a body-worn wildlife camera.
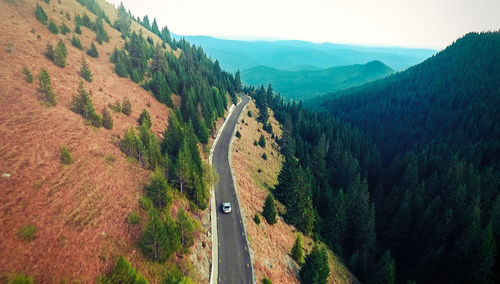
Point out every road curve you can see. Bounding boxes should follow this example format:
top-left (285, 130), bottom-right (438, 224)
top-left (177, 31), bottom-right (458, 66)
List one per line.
top-left (213, 96), bottom-right (253, 284)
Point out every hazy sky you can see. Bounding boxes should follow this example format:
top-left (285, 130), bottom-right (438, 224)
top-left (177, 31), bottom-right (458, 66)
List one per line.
top-left (106, 0), bottom-right (500, 49)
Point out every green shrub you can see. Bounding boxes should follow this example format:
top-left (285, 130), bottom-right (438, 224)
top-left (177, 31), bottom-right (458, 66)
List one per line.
top-left (60, 146), bottom-right (73, 164)
top-left (262, 278), bottom-right (272, 284)
top-left (8, 274), bottom-right (34, 284)
top-left (35, 4), bottom-right (47, 25)
top-left (102, 108), bottom-right (113, 130)
top-left (22, 66), bottom-right (33, 83)
top-left (70, 82), bottom-right (102, 127)
top-left (44, 43), bottom-right (54, 61)
top-left (262, 153), bottom-right (267, 160)
top-left (48, 20), bottom-right (59, 34)
top-left (79, 57), bottom-right (93, 82)
top-left (127, 212), bottom-right (141, 224)
top-left (108, 101), bottom-right (122, 113)
top-left (43, 0), bottom-right (50, 3)
top-left (108, 256), bottom-right (148, 284)
top-left (235, 130), bottom-right (241, 138)
top-left (258, 134), bottom-right (266, 148)
top-left (254, 214), bottom-right (261, 225)
top-left (254, 140), bottom-right (258, 146)
top-left (138, 109), bottom-right (152, 128)
top-left (122, 98), bottom-right (132, 116)
top-left (71, 36), bottom-right (83, 50)
top-left (17, 224), bottom-right (37, 241)
top-left (74, 23), bottom-right (82, 34)
top-left (247, 110), bottom-right (252, 117)
top-left (87, 42), bottom-right (98, 58)
top-left (138, 197), bottom-right (153, 210)
top-left (60, 23), bottom-right (70, 34)
top-left (38, 69), bottom-right (57, 106)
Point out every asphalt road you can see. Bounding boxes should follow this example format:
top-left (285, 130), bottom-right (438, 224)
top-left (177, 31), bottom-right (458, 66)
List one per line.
top-left (214, 96), bottom-right (253, 284)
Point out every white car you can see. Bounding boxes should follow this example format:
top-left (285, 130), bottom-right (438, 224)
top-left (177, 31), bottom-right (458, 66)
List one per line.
top-left (222, 202), bottom-right (232, 213)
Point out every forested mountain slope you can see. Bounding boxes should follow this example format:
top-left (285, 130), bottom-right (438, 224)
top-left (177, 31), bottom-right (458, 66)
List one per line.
top-left (293, 31), bottom-right (500, 283)
top-left (241, 61), bottom-right (394, 101)
top-left (315, 32), bottom-right (500, 164)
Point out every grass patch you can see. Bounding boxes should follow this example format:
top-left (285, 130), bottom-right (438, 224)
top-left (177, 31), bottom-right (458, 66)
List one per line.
top-left (104, 154), bottom-right (115, 165)
top-left (17, 224), bottom-right (37, 241)
top-left (8, 274), bottom-right (34, 284)
top-left (60, 146), bottom-right (73, 164)
top-left (126, 212), bottom-right (140, 224)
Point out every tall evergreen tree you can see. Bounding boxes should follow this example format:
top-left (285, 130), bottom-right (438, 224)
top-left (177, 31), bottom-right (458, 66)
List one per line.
top-left (299, 244), bottom-right (330, 284)
top-left (291, 234), bottom-right (304, 265)
top-left (114, 2), bottom-right (132, 37)
top-left (79, 57), bottom-right (93, 82)
top-left (262, 194), bottom-right (277, 225)
top-left (373, 250), bottom-right (396, 284)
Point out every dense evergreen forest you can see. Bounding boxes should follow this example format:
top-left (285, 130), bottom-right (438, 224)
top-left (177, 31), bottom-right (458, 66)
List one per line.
top-left (251, 32), bottom-right (500, 283)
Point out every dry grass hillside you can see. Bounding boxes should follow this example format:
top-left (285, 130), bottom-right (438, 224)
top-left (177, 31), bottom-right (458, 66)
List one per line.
top-left (232, 99), bottom-right (357, 284)
top-left (0, 0), bottom-right (208, 282)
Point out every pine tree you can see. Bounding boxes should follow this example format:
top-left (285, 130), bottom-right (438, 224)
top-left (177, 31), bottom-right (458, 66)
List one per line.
top-left (114, 2), bottom-right (132, 38)
top-left (291, 234), bottom-right (304, 264)
top-left (38, 69), bottom-right (57, 106)
top-left (53, 40), bottom-right (67, 68)
top-left (146, 168), bottom-right (171, 209)
top-left (79, 57), bottom-right (93, 82)
top-left (151, 18), bottom-right (160, 36)
top-left (122, 98), bottom-right (132, 116)
top-left (151, 45), bottom-right (167, 74)
top-left (102, 108), bottom-right (113, 130)
top-left (299, 244), bottom-right (330, 284)
top-left (87, 42), bottom-right (99, 58)
top-left (234, 70), bottom-right (242, 92)
top-left (70, 82), bottom-right (101, 127)
top-left (258, 134), bottom-right (266, 148)
top-left (22, 66), bottom-right (33, 83)
top-left (109, 256), bottom-right (145, 284)
top-left (177, 208), bottom-right (196, 253)
top-left (322, 189), bottom-right (347, 254)
top-left (141, 15), bottom-right (151, 30)
top-left (59, 23), bottom-right (70, 35)
top-left (48, 20), bottom-right (59, 34)
top-left (262, 194), bottom-right (277, 225)
top-left (373, 250), bottom-right (396, 284)
top-left (138, 109), bottom-right (152, 128)
top-left (140, 208), bottom-right (180, 262)
top-left (71, 36), bottom-right (83, 50)
top-left (35, 4), bottom-right (48, 25)
top-left (75, 23), bottom-right (82, 34)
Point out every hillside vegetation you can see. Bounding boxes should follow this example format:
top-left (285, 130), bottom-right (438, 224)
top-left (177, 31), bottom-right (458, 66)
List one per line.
top-left (0, 0), bottom-right (241, 282)
top-left (174, 35), bottom-right (436, 72)
top-left (300, 31), bottom-right (500, 283)
top-left (242, 61), bottom-right (394, 101)
top-left (232, 99), bottom-right (356, 284)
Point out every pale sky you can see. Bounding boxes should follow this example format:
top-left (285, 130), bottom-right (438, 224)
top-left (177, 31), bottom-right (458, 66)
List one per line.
top-left (106, 0), bottom-right (500, 49)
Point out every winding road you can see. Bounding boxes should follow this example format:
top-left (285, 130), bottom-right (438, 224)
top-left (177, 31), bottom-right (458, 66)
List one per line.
top-left (213, 95), bottom-right (253, 284)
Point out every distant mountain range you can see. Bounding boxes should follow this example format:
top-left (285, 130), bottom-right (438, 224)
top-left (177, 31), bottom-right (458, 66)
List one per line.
top-left (172, 34), bottom-right (436, 72)
top-left (242, 61), bottom-right (394, 101)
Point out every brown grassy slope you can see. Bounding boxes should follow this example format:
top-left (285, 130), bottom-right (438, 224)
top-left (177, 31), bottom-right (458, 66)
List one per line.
top-left (232, 100), bottom-right (357, 284)
top-left (0, 0), bottom-right (188, 282)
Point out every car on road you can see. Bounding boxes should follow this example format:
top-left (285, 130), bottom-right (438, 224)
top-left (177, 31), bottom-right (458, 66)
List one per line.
top-left (222, 202), bottom-right (232, 213)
